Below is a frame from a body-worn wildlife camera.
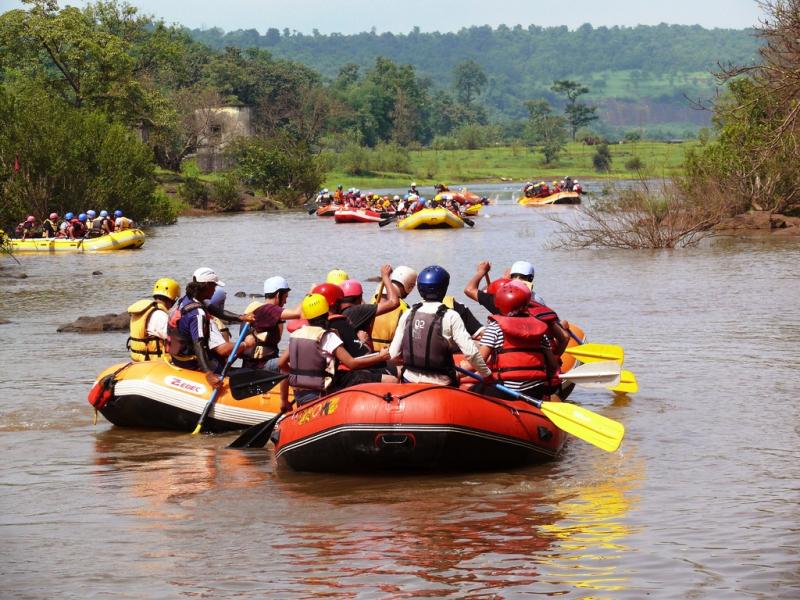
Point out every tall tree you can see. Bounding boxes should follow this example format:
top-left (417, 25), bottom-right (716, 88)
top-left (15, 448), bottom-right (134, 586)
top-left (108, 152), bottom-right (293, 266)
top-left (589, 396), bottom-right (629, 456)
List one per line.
top-left (453, 60), bottom-right (487, 106)
top-left (551, 79), bottom-right (598, 140)
top-left (524, 99), bottom-right (568, 163)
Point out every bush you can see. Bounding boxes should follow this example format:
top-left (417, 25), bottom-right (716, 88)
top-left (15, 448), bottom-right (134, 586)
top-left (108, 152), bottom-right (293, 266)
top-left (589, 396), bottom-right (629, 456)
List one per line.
top-left (371, 142), bottom-right (411, 173)
top-left (210, 175), bottom-right (242, 212)
top-left (141, 189), bottom-right (181, 225)
top-left (431, 135), bottom-right (458, 150)
top-left (625, 156), bottom-right (644, 171)
top-left (624, 131), bottom-right (642, 142)
top-left (0, 83), bottom-right (166, 226)
top-left (593, 144), bottom-right (612, 172)
top-left (339, 142), bottom-right (371, 175)
top-left (179, 176), bottom-right (210, 209)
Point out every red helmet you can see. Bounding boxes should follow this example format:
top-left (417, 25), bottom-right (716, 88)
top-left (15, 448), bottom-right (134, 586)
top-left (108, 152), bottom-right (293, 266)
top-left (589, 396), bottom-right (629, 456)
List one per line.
top-left (311, 283), bottom-right (344, 307)
top-left (49, 212), bottom-right (58, 220)
top-left (494, 283), bottom-right (532, 316)
top-left (26, 215), bottom-right (35, 223)
top-left (486, 277), bottom-right (512, 296)
top-left (340, 279), bottom-right (363, 298)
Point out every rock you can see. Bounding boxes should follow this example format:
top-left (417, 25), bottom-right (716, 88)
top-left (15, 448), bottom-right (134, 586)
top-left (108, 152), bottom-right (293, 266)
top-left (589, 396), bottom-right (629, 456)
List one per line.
top-left (713, 211), bottom-right (800, 234)
top-left (248, 293), bottom-right (262, 298)
top-left (58, 312), bottom-right (129, 333)
top-left (92, 270), bottom-right (103, 275)
top-left (7, 272), bottom-right (28, 279)
top-left (234, 291), bottom-right (247, 298)
top-left (0, 318), bottom-right (10, 325)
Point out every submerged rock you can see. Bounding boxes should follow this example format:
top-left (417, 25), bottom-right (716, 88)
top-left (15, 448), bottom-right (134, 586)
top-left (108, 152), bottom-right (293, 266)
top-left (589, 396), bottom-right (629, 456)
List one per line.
top-left (0, 318), bottom-right (10, 325)
top-left (234, 291), bottom-right (247, 298)
top-left (58, 312), bottom-right (129, 333)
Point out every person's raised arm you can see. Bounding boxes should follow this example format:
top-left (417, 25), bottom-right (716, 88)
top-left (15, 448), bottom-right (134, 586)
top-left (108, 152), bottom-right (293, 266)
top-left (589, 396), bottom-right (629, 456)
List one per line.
top-left (375, 264), bottom-right (400, 316)
top-left (464, 261), bottom-right (491, 302)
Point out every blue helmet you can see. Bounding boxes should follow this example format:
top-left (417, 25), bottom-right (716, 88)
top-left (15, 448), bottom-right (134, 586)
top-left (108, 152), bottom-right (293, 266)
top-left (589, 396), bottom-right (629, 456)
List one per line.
top-left (114, 210), bottom-right (123, 218)
top-left (100, 210), bottom-right (108, 218)
top-left (87, 210), bottom-right (96, 218)
top-left (417, 265), bottom-right (450, 301)
top-left (78, 213), bottom-right (87, 222)
top-left (65, 212), bottom-right (74, 220)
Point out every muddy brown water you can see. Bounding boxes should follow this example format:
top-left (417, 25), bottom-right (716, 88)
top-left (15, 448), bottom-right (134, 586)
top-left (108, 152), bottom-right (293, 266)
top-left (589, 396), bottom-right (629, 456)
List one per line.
top-left (2, 184), bottom-right (799, 598)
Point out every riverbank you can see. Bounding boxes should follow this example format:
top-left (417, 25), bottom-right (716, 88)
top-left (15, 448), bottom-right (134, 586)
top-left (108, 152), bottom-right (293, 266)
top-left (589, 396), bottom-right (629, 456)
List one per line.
top-left (322, 141), bottom-right (695, 189)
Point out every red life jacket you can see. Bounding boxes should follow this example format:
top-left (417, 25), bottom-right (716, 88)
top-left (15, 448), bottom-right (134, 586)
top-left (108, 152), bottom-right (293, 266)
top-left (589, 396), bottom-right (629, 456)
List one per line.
top-left (487, 314), bottom-right (549, 383)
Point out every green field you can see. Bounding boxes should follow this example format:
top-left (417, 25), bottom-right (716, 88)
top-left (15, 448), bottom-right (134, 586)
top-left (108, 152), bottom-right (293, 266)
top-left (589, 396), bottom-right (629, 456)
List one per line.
top-left (323, 141), bottom-right (696, 189)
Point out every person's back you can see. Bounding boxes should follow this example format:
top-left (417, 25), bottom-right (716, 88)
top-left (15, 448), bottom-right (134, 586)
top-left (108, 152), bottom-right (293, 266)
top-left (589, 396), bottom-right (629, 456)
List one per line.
top-left (389, 265), bottom-right (490, 385)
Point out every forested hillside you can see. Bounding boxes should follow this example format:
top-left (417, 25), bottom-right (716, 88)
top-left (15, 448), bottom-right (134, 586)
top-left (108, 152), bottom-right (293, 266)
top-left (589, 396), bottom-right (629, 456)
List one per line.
top-left (188, 23), bottom-right (760, 132)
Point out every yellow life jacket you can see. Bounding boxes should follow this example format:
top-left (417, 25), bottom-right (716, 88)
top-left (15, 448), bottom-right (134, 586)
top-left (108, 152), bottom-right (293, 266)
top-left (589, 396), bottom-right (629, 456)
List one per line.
top-left (127, 298), bottom-right (169, 362)
top-left (442, 295), bottom-right (455, 309)
top-left (369, 294), bottom-right (409, 350)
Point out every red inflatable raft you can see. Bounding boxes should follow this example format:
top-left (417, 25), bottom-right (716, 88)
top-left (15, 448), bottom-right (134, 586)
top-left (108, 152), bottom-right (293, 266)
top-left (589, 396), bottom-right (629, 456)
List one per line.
top-left (274, 383), bottom-right (568, 472)
top-left (334, 208), bottom-right (384, 223)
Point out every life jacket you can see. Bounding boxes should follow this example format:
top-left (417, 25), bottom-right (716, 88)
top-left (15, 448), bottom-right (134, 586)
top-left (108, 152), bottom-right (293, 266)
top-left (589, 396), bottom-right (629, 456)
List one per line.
top-left (42, 219), bottom-right (57, 238)
top-left (242, 300), bottom-right (283, 364)
top-left (166, 298), bottom-right (207, 365)
top-left (370, 295), bottom-right (409, 350)
top-left (87, 216), bottom-right (105, 237)
top-left (528, 301), bottom-right (558, 327)
top-left (126, 298), bottom-right (170, 361)
top-left (70, 218), bottom-right (86, 237)
top-left (116, 216), bottom-right (133, 231)
top-left (288, 326), bottom-right (333, 392)
top-left (487, 314), bottom-right (549, 383)
top-left (401, 303), bottom-right (455, 377)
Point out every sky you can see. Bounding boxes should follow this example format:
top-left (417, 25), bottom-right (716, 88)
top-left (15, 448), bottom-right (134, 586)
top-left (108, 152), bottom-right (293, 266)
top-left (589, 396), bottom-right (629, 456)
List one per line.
top-left (0, 0), bottom-right (764, 33)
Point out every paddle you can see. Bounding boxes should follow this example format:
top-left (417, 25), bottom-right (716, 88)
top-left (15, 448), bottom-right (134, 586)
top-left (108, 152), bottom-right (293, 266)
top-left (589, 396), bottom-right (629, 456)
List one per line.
top-left (227, 410), bottom-right (285, 449)
top-left (564, 343), bottom-right (624, 364)
top-left (461, 214), bottom-right (475, 228)
top-left (379, 214), bottom-right (399, 227)
top-left (228, 369), bottom-right (288, 400)
top-left (455, 366), bottom-right (625, 452)
top-left (609, 370), bottom-right (638, 395)
top-left (307, 206), bottom-right (318, 215)
top-left (558, 361), bottom-right (621, 388)
top-left (191, 323), bottom-right (251, 435)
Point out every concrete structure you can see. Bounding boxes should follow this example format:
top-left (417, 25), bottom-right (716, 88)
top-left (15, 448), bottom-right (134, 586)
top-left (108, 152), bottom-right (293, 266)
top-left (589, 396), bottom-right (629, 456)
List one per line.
top-left (196, 106), bottom-right (252, 173)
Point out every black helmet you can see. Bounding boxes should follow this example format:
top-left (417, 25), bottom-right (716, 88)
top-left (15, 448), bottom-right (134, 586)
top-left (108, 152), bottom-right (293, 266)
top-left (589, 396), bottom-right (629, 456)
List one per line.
top-left (417, 265), bottom-right (450, 301)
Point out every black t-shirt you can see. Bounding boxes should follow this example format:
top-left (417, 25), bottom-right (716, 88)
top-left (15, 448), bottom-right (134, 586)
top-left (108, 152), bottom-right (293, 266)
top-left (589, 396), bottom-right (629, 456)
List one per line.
top-left (452, 301), bottom-right (482, 336)
top-left (328, 315), bottom-right (370, 358)
top-left (343, 304), bottom-right (379, 333)
top-left (476, 290), bottom-right (499, 315)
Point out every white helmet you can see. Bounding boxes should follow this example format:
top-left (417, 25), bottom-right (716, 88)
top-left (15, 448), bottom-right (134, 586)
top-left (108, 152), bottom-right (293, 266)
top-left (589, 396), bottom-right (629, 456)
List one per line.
top-left (410, 182), bottom-right (417, 187)
top-left (509, 260), bottom-right (535, 278)
top-left (264, 276), bottom-right (291, 295)
top-left (391, 265), bottom-right (418, 295)
top-left (393, 195), bottom-right (400, 200)
top-left (193, 267), bottom-right (225, 287)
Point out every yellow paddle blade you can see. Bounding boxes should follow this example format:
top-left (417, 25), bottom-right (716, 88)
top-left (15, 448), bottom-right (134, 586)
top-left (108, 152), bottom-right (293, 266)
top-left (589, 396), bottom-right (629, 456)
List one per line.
top-left (541, 401), bottom-right (625, 452)
top-left (565, 343), bottom-right (624, 364)
top-left (609, 370), bottom-right (638, 395)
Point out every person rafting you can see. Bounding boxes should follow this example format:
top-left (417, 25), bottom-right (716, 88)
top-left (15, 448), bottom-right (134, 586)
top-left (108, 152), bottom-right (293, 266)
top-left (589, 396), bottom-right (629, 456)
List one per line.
top-left (278, 293), bottom-right (391, 409)
top-left (370, 265), bottom-right (417, 351)
top-left (127, 277), bottom-right (181, 362)
top-left (408, 182), bottom-right (419, 196)
top-left (15, 216), bottom-right (37, 239)
top-left (70, 213), bottom-right (88, 238)
top-left (41, 213), bottom-right (58, 238)
top-left (167, 268), bottom-right (253, 387)
top-left (389, 265), bottom-right (491, 385)
top-left (469, 282), bottom-right (559, 400)
top-left (339, 265), bottom-right (399, 348)
top-left (114, 210), bottom-right (134, 231)
top-left (243, 276), bottom-right (303, 371)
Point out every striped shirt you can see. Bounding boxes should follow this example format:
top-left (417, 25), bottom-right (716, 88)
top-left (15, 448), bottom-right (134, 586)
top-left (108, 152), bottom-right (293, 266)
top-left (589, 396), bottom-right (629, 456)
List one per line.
top-left (479, 321), bottom-right (551, 392)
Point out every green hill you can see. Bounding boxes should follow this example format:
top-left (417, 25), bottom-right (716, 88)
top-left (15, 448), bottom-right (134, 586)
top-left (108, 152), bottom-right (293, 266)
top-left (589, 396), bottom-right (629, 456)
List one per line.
top-left (187, 23), bottom-right (760, 133)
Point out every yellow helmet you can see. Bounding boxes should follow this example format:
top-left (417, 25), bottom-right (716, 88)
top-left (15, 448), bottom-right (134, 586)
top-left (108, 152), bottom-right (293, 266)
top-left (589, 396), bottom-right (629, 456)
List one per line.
top-left (326, 269), bottom-right (349, 285)
top-left (152, 277), bottom-right (180, 301)
top-left (301, 293), bottom-right (329, 320)
top-left (552, 181), bottom-right (558, 185)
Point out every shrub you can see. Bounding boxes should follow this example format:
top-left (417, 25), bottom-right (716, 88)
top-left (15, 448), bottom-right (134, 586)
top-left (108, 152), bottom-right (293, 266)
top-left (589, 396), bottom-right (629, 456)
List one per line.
top-left (339, 143), bottom-right (371, 175)
top-left (179, 176), bottom-right (210, 209)
top-left (371, 142), bottom-right (411, 173)
top-left (593, 144), bottom-right (612, 172)
top-left (141, 189), bottom-right (181, 225)
top-left (431, 135), bottom-right (458, 150)
top-left (210, 175), bottom-right (242, 212)
top-left (625, 156), bottom-right (644, 171)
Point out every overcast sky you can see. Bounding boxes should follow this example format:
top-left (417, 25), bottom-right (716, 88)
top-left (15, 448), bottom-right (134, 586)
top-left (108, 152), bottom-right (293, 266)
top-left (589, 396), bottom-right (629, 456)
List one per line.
top-left (0, 0), bottom-right (763, 33)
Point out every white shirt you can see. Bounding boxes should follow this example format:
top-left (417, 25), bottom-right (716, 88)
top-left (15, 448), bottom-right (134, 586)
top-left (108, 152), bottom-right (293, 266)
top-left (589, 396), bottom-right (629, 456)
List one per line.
top-left (146, 309), bottom-right (168, 340)
top-left (389, 301), bottom-right (491, 384)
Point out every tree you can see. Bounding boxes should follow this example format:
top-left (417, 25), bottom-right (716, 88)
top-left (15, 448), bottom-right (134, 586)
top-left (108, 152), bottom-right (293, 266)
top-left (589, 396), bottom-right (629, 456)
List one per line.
top-left (551, 79), bottom-right (598, 140)
top-left (524, 99), bottom-right (568, 163)
top-left (453, 60), bottom-right (487, 106)
top-left (593, 143), bottom-right (612, 172)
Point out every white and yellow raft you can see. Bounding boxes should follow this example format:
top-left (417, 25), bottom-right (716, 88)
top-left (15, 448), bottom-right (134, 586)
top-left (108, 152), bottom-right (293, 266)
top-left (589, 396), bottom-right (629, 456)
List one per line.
top-left (397, 208), bottom-right (465, 230)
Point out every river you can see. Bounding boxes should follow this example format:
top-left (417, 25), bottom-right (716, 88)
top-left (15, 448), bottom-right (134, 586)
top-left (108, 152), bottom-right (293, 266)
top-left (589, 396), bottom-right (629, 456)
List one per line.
top-left (1, 184), bottom-right (799, 598)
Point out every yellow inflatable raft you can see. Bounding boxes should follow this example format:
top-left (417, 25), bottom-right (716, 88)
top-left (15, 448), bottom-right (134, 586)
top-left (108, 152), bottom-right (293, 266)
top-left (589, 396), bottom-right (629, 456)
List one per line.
top-left (518, 191), bottom-right (581, 206)
top-left (397, 208), bottom-right (464, 230)
top-left (10, 229), bottom-right (146, 253)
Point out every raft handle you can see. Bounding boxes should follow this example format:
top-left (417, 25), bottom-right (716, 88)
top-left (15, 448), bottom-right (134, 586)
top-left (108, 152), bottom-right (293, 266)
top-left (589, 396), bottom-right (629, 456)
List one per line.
top-left (375, 433), bottom-right (416, 449)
